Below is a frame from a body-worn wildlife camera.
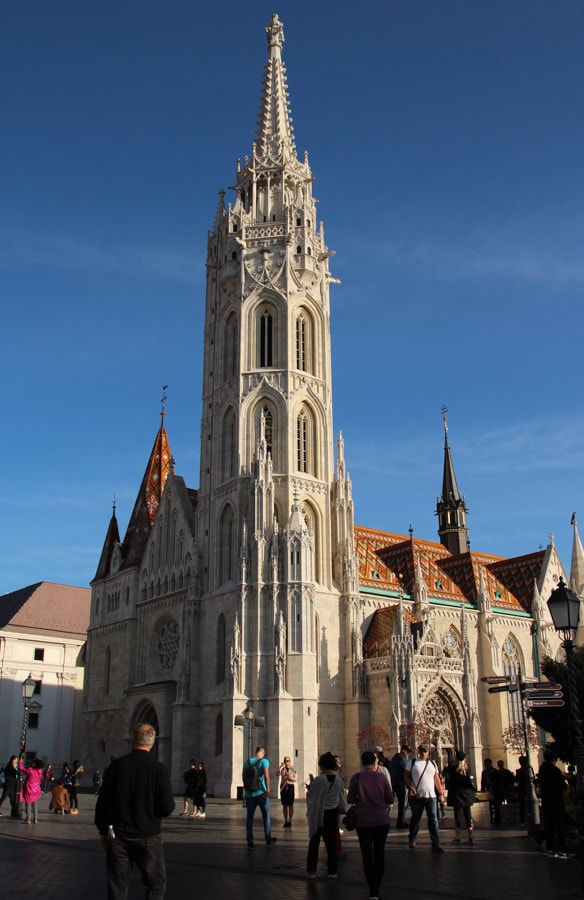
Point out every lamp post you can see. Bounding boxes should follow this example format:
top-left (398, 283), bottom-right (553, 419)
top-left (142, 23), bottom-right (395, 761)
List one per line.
top-left (234, 702), bottom-right (266, 803)
top-left (547, 577), bottom-right (584, 892)
top-left (20, 674), bottom-right (37, 758)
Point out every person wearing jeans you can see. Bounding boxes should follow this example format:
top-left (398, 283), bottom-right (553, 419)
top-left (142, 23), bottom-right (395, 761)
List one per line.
top-left (243, 746), bottom-right (277, 848)
top-left (404, 745), bottom-right (445, 853)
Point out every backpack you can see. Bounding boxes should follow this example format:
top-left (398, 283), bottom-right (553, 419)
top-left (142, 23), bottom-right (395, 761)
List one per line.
top-left (243, 759), bottom-right (262, 792)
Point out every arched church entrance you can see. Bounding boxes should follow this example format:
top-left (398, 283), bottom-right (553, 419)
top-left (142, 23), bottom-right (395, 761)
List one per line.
top-left (419, 688), bottom-right (464, 769)
top-left (131, 701), bottom-right (160, 760)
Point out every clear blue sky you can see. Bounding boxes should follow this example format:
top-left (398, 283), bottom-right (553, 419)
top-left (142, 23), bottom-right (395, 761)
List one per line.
top-left (2, 1), bottom-right (583, 594)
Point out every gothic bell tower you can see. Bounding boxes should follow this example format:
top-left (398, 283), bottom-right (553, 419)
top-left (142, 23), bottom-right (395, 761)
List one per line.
top-left (195, 15), bottom-right (357, 795)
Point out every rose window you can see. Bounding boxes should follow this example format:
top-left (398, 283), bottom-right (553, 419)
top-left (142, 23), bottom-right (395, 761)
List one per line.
top-left (157, 619), bottom-right (180, 670)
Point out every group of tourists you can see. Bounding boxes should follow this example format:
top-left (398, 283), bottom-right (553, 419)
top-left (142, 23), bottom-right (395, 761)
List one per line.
top-left (0, 723), bottom-right (539, 900)
top-left (240, 741), bottom-right (454, 900)
top-left (0, 755), bottom-right (44, 823)
top-left (181, 758), bottom-right (208, 818)
top-left (0, 755), bottom-right (86, 821)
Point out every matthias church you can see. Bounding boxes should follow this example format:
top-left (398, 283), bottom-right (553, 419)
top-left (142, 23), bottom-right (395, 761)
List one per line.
top-left (82, 16), bottom-right (582, 793)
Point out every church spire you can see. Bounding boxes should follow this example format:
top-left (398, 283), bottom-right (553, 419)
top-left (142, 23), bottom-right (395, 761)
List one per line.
top-left (93, 497), bottom-right (120, 581)
top-left (570, 512), bottom-right (584, 596)
top-left (436, 407), bottom-right (469, 556)
top-left (120, 394), bottom-right (173, 569)
top-left (255, 14), bottom-right (296, 161)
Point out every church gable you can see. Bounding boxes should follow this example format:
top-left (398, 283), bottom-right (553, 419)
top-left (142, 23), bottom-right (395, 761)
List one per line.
top-left (139, 473), bottom-right (198, 602)
top-left (488, 550), bottom-right (546, 612)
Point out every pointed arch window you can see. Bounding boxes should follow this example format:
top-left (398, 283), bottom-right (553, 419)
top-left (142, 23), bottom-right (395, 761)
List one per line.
top-left (296, 406), bottom-right (315, 475)
top-left (216, 613), bottom-right (226, 684)
top-left (222, 408), bottom-right (237, 481)
top-left (219, 506), bottom-right (235, 586)
top-left (301, 502), bottom-right (319, 583)
top-left (262, 405), bottom-right (273, 459)
top-left (215, 712), bottom-right (224, 756)
top-left (295, 311), bottom-right (313, 373)
top-left (315, 612), bottom-right (320, 682)
top-left (104, 646), bottom-right (111, 697)
top-left (223, 312), bottom-right (238, 381)
top-left (259, 308), bottom-right (273, 367)
top-left (502, 636), bottom-right (523, 728)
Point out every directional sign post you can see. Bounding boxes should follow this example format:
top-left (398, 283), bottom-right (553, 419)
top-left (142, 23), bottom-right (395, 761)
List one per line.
top-left (524, 691), bottom-right (563, 700)
top-left (526, 699), bottom-right (565, 708)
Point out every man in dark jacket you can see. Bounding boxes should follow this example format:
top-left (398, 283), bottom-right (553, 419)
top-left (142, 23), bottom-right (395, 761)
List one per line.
top-left (538, 749), bottom-right (573, 858)
top-left (95, 723), bottom-right (175, 899)
top-left (389, 745), bottom-right (410, 827)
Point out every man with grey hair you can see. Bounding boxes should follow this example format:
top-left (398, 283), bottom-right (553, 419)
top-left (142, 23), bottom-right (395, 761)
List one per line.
top-left (95, 723), bottom-right (175, 899)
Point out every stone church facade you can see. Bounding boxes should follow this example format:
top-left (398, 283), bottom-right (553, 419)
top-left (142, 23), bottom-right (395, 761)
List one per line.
top-left (82, 16), bottom-right (578, 793)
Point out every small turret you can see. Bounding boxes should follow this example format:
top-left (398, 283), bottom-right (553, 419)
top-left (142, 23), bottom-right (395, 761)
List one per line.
top-left (436, 408), bottom-right (469, 556)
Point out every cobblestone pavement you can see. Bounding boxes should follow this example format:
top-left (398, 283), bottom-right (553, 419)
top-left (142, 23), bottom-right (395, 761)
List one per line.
top-left (0, 796), bottom-right (581, 900)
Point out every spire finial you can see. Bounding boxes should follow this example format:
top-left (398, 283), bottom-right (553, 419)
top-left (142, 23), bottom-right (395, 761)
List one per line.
top-left (161, 385), bottom-right (168, 424)
top-left (112, 494), bottom-right (116, 515)
top-left (441, 405), bottom-right (448, 442)
top-left (266, 13), bottom-right (284, 57)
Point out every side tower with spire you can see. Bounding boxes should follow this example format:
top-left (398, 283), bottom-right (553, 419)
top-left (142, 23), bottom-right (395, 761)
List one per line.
top-left (83, 390), bottom-right (199, 757)
top-left (196, 14), bottom-right (358, 794)
top-left (436, 408), bottom-right (469, 555)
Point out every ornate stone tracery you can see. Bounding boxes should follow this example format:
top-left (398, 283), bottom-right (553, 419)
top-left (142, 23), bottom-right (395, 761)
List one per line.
top-left (157, 618), bottom-right (180, 670)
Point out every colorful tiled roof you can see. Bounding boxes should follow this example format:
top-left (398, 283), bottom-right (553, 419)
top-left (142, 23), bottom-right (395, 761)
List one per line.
top-left (488, 550), bottom-right (545, 612)
top-left (356, 524), bottom-right (537, 613)
top-left (363, 603), bottom-right (417, 657)
top-left (121, 424), bottom-right (172, 571)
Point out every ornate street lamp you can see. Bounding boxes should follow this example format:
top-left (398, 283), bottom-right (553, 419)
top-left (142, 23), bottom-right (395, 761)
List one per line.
top-left (547, 577), bottom-right (584, 891)
top-left (235, 702), bottom-right (266, 762)
top-left (20, 674), bottom-right (37, 757)
top-left (234, 701), bottom-right (266, 800)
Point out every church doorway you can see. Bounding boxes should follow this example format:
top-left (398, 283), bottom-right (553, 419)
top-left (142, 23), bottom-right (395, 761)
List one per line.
top-left (419, 688), bottom-right (464, 768)
top-left (131, 702), bottom-right (161, 760)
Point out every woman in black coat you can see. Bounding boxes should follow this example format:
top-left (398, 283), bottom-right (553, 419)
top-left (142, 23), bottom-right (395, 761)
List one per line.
top-left (447, 751), bottom-right (475, 844)
top-left (0, 756), bottom-right (21, 819)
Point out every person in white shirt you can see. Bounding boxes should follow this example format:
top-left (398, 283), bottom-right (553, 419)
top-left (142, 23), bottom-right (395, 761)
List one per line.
top-left (404, 744), bottom-right (444, 853)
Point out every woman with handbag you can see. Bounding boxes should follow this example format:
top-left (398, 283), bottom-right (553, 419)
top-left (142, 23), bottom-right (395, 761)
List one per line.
top-left (447, 751), bottom-right (475, 844)
top-left (347, 750), bottom-right (394, 900)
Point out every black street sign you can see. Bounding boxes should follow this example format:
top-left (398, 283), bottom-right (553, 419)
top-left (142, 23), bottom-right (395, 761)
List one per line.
top-left (527, 699), bottom-right (565, 708)
top-left (523, 682), bottom-right (562, 691)
top-left (488, 685), bottom-right (511, 693)
top-left (481, 676), bottom-right (511, 684)
top-left (524, 690), bottom-right (563, 699)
